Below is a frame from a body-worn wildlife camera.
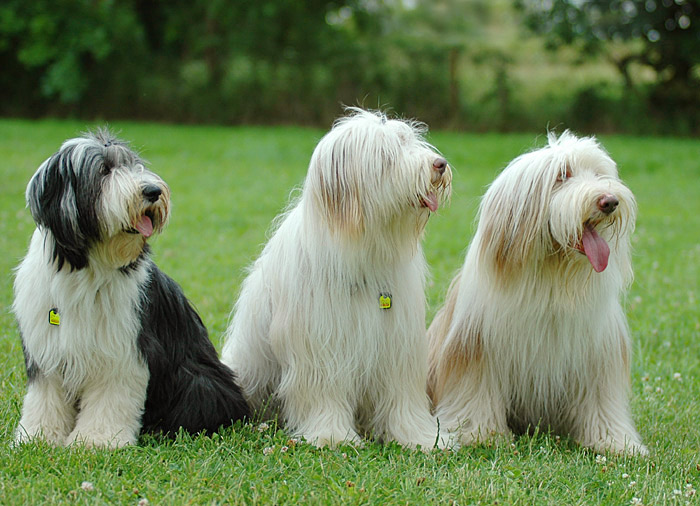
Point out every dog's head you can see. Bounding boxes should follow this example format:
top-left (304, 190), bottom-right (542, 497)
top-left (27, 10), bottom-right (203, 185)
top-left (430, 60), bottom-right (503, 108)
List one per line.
top-left (304, 108), bottom-right (451, 240)
top-left (26, 129), bottom-right (170, 271)
top-left (478, 131), bottom-right (635, 278)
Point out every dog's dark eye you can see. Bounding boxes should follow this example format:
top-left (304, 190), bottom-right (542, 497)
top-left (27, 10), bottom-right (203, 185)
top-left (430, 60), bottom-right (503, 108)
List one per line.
top-left (556, 164), bottom-right (573, 182)
top-left (100, 164), bottom-right (111, 176)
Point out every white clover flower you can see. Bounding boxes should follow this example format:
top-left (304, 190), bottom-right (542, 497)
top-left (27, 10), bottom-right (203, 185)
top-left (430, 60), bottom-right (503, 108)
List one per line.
top-left (280, 446), bottom-right (289, 453)
top-left (263, 446), bottom-right (274, 456)
top-left (80, 482), bottom-right (95, 492)
top-left (630, 497), bottom-right (643, 506)
top-left (596, 455), bottom-right (607, 465)
top-left (673, 372), bottom-right (682, 381)
top-left (629, 481), bottom-right (637, 488)
top-left (257, 422), bottom-right (270, 432)
top-left (138, 499), bottom-right (150, 506)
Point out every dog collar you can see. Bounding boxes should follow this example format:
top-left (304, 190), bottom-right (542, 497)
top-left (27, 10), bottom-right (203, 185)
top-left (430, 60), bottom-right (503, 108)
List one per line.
top-left (379, 292), bottom-right (392, 309)
top-left (48, 308), bottom-right (60, 326)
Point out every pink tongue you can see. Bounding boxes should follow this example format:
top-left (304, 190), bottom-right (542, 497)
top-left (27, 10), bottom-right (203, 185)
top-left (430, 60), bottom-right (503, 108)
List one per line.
top-left (581, 225), bottom-right (609, 273)
top-left (423, 192), bottom-right (439, 212)
top-left (134, 215), bottom-right (153, 238)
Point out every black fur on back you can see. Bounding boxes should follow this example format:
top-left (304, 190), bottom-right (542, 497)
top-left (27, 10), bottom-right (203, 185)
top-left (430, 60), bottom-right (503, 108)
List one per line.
top-left (137, 261), bottom-right (250, 435)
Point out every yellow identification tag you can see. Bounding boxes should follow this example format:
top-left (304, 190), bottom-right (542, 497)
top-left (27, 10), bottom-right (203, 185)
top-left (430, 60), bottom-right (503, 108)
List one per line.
top-left (379, 293), bottom-right (392, 310)
top-left (49, 308), bottom-right (60, 326)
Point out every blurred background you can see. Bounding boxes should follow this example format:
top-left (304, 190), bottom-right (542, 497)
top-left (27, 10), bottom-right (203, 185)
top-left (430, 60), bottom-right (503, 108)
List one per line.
top-left (1, 0), bottom-right (697, 135)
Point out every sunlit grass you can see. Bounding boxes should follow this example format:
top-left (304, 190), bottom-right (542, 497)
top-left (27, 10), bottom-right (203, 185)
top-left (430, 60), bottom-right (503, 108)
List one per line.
top-left (0, 119), bottom-right (698, 504)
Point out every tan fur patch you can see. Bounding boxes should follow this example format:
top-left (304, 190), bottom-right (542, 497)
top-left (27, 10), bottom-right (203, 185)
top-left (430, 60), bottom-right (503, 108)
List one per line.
top-left (318, 172), bottom-right (364, 239)
top-left (428, 272), bottom-right (483, 404)
top-left (92, 233), bottom-right (146, 268)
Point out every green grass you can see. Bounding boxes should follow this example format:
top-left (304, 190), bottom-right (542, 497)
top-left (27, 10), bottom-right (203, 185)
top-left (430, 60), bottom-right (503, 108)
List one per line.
top-left (0, 119), bottom-right (698, 505)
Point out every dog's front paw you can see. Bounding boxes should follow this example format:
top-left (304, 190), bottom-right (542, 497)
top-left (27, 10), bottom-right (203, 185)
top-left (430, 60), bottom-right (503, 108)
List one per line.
top-left (398, 430), bottom-right (455, 452)
top-left (66, 428), bottom-right (137, 449)
top-left (625, 442), bottom-right (649, 457)
top-left (14, 424), bottom-right (68, 447)
top-left (592, 437), bottom-right (649, 457)
top-left (302, 430), bottom-right (363, 449)
top-left (433, 430), bottom-right (461, 451)
top-left (459, 425), bottom-right (513, 446)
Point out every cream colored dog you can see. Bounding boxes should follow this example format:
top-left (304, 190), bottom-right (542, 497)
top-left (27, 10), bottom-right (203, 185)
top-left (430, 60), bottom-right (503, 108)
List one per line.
top-left (428, 131), bottom-right (647, 455)
top-left (222, 108), bottom-right (452, 449)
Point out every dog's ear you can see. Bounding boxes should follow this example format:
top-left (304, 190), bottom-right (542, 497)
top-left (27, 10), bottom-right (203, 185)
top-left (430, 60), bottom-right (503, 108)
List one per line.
top-left (477, 154), bottom-right (554, 274)
top-left (26, 151), bottom-right (95, 270)
top-left (307, 142), bottom-right (365, 238)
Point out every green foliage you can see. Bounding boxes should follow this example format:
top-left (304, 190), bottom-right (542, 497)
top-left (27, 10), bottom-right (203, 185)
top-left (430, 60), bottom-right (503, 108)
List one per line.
top-left (518, 0), bottom-right (700, 132)
top-left (0, 119), bottom-right (699, 504)
top-left (0, 0), bottom-right (146, 105)
top-left (1, 0), bottom-right (697, 133)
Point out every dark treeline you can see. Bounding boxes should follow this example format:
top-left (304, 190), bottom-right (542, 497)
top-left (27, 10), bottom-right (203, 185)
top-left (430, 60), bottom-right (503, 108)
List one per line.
top-left (1, 0), bottom-right (697, 134)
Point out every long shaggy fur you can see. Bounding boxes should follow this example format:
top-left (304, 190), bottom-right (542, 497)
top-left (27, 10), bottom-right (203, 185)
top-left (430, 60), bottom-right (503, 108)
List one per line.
top-left (427, 131), bottom-right (647, 455)
top-left (14, 130), bottom-right (249, 449)
top-left (222, 108), bottom-right (452, 449)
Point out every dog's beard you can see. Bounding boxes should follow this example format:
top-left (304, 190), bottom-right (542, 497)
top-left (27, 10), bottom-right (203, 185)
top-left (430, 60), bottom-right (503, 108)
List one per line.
top-left (93, 173), bottom-right (170, 269)
top-left (547, 178), bottom-right (634, 276)
top-left (91, 232), bottom-right (147, 268)
top-left (95, 202), bottom-right (168, 269)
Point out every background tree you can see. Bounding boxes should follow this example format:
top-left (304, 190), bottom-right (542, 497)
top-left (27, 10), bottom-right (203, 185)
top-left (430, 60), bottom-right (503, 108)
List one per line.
top-left (0, 0), bottom-right (697, 133)
top-left (517, 0), bottom-right (700, 132)
top-left (0, 0), bottom-right (146, 115)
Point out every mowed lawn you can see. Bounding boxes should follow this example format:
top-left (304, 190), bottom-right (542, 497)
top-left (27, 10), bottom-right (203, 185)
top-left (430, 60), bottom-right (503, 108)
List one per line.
top-left (0, 119), bottom-right (698, 505)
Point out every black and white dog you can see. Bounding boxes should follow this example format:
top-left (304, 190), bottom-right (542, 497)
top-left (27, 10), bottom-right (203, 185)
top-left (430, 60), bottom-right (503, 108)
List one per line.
top-left (13, 130), bottom-right (249, 448)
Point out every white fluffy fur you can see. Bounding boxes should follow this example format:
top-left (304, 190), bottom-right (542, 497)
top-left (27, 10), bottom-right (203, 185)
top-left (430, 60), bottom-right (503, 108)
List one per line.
top-left (428, 131), bottom-right (647, 455)
top-left (14, 237), bottom-right (151, 448)
top-left (14, 134), bottom-right (170, 448)
top-left (222, 109), bottom-right (452, 449)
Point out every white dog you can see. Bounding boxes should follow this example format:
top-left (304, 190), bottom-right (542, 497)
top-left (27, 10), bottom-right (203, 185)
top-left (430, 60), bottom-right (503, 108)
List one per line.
top-left (222, 108), bottom-right (452, 449)
top-left (14, 130), bottom-right (249, 448)
top-left (427, 131), bottom-right (647, 455)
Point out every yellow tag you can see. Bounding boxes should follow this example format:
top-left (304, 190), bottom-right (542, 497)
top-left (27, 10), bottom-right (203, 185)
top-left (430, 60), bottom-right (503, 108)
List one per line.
top-left (49, 308), bottom-right (60, 326)
top-left (379, 293), bottom-right (392, 309)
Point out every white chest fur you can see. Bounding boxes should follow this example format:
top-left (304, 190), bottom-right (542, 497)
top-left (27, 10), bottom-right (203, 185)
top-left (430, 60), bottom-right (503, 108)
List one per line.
top-left (14, 229), bottom-right (148, 396)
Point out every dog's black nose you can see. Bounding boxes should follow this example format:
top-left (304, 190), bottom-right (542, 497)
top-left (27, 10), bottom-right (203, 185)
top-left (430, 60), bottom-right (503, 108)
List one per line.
top-left (143, 185), bottom-right (162, 203)
top-left (597, 194), bottom-right (619, 214)
top-left (433, 157), bottom-right (447, 175)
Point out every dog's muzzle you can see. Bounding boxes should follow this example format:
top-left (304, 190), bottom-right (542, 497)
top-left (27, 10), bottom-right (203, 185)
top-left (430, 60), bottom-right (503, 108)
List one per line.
top-left (597, 194), bottom-right (619, 215)
top-left (433, 157), bottom-right (447, 176)
top-left (420, 157), bottom-right (451, 212)
top-left (142, 185), bottom-right (162, 204)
